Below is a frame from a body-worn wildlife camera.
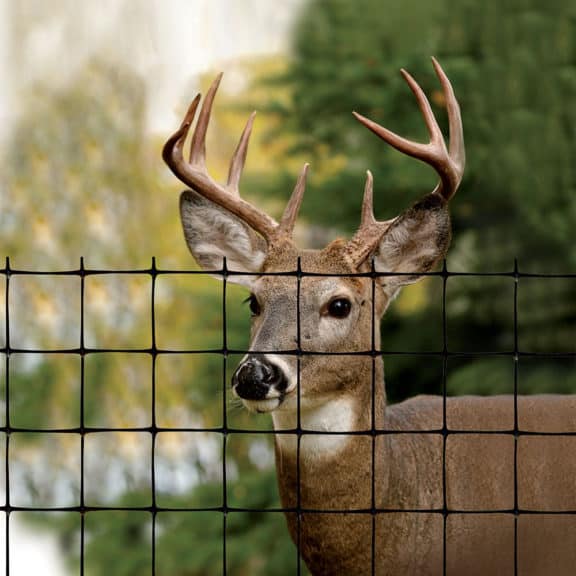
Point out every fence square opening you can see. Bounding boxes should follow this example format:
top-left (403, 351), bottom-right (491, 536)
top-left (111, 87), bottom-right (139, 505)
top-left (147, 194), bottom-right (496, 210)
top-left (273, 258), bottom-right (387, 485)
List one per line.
top-left (381, 276), bottom-right (444, 354)
top-left (518, 515), bottom-right (576, 574)
top-left (156, 353), bottom-right (223, 428)
top-left (9, 432), bottom-right (80, 508)
top-left (446, 275), bottom-right (514, 353)
top-left (384, 355), bottom-right (443, 408)
top-left (226, 433), bottom-right (277, 510)
top-left (85, 274), bottom-right (151, 349)
top-left (156, 512), bottom-right (223, 575)
top-left (446, 356), bottom-right (514, 431)
top-left (518, 276), bottom-right (576, 354)
top-left (226, 511), bottom-right (301, 575)
top-left (155, 274), bottom-right (222, 351)
top-left (378, 512), bottom-right (445, 575)
top-left (155, 431), bottom-right (223, 509)
top-left (9, 275), bottom-right (80, 350)
top-left (378, 433), bottom-right (443, 510)
top-left (519, 355), bottom-right (576, 393)
top-left (446, 513), bottom-right (514, 574)
top-left (517, 358), bottom-right (576, 432)
top-left (9, 511), bottom-right (78, 576)
top-left (445, 434), bottom-right (514, 511)
top-left (518, 436), bottom-right (576, 511)
top-left (10, 353), bottom-right (80, 430)
top-left (85, 353), bottom-right (151, 428)
top-left (84, 432), bottom-right (152, 507)
top-left (85, 511), bottom-right (152, 576)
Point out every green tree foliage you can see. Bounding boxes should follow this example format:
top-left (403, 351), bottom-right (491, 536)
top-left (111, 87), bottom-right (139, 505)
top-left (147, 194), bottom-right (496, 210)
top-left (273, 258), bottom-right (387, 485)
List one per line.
top-left (1, 61), bottom-right (300, 574)
top-left (266, 0), bottom-right (576, 400)
top-left (38, 471), bottom-right (301, 576)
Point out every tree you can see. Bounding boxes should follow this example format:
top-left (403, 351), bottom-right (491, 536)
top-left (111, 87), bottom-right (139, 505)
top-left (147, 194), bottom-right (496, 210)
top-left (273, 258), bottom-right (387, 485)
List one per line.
top-left (264, 0), bottom-right (576, 400)
top-left (1, 60), bottom-right (303, 575)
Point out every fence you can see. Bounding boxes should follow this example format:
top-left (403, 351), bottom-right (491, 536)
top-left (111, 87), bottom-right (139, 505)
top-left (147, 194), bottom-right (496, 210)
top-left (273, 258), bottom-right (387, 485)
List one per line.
top-left (0, 256), bottom-right (575, 575)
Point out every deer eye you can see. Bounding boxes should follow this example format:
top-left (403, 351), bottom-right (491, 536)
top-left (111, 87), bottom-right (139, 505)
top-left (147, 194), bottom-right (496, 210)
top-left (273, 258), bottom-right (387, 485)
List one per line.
top-left (245, 294), bottom-right (261, 317)
top-left (326, 297), bottom-right (352, 319)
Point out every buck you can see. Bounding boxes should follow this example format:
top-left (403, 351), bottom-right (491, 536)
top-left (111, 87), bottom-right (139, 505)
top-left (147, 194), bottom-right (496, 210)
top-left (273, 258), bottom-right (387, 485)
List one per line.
top-left (163, 60), bottom-right (576, 575)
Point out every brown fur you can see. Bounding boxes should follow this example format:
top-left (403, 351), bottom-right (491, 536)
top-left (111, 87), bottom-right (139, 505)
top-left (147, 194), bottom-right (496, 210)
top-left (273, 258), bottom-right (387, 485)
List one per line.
top-left (276, 391), bottom-right (576, 575)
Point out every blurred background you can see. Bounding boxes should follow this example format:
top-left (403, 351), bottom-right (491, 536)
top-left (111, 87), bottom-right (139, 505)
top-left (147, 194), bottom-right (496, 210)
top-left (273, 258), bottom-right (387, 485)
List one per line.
top-left (0, 0), bottom-right (575, 574)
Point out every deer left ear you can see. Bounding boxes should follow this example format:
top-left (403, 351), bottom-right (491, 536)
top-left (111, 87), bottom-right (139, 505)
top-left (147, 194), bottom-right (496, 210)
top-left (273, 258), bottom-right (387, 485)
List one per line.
top-left (372, 194), bottom-right (451, 298)
top-left (180, 190), bottom-right (268, 285)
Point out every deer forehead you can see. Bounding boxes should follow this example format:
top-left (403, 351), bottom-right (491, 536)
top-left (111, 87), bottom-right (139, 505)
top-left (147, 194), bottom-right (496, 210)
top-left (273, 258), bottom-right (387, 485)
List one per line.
top-left (248, 275), bottom-right (372, 356)
top-left (253, 275), bottom-right (366, 307)
top-left (255, 241), bottom-right (374, 302)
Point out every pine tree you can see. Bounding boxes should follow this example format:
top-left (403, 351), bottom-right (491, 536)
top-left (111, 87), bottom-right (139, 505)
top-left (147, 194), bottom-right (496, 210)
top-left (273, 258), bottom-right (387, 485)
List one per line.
top-left (269, 0), bottom-right (576, 398)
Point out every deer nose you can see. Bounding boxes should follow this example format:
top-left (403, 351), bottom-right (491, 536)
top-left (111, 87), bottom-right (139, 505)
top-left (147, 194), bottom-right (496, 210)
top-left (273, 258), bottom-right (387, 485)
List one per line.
top-left (232, 356), bottom-right (287, 400)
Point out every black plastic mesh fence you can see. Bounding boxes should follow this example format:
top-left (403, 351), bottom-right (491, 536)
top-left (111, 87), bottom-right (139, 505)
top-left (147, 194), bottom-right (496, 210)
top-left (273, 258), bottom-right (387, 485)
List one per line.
top-left (1, 256), bottom-right (575, 575)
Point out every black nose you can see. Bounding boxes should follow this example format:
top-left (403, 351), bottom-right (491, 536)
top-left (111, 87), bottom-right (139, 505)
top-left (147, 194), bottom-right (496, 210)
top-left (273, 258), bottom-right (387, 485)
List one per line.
top-left (232, 356), bottom-right (287, 400)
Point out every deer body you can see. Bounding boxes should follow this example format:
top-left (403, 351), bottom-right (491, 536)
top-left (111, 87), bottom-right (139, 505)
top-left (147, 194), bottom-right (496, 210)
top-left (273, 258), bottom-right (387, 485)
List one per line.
top-left (163, 60), bottom-right (576, 575)
top-left (275, 387), bottom-right (576, 575)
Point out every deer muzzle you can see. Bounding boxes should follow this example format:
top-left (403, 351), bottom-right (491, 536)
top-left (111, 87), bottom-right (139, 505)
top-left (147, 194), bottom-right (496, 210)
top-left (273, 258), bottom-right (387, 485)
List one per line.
top-left (232, 354), bottom-right (289, 407)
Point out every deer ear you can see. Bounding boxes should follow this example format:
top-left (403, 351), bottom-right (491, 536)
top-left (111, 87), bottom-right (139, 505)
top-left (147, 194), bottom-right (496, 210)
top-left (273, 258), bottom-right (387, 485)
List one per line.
top-left (180, 190), bottom-right (267, 285)
top-left (372, 194), bottom-right (451, 299)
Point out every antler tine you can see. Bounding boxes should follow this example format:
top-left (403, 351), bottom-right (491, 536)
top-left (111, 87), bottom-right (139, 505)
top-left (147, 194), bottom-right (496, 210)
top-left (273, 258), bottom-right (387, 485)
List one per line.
top-left (189, 73), bottom-right (222, 166)
top-left (352, 58), bottom-right (465, 202)
top-left (360, 169), bottom-right (376, 228)
top-left (399, 68), bottom-right (444, 147)
top-left (162, 75), bottom-right (279, 242)
top-left (431, 57), bottom-right (465, 192)
top-left (162, 94), bottom-right (201, 169)
top-left (227, 111), bottom-right (256, 196)
top-left (278, 163), bottom-right (309, 238)
top-left (344, 171), bottom-right (395, 266)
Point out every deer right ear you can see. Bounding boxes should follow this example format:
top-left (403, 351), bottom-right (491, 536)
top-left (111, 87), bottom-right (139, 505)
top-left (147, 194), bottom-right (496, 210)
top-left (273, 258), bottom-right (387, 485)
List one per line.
top-left (180, 190), bottom-right (267, 284)
top-left (371, 194), bottom-right (451, 299)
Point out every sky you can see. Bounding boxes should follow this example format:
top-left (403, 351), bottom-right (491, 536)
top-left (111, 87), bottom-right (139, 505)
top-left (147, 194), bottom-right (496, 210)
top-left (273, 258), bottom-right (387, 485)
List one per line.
top-left (0, 0), bottom-right (304, 573)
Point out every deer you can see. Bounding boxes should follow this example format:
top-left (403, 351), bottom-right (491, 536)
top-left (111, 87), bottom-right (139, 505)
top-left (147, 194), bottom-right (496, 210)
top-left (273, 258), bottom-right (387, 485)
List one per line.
top-left (162, 59), bottom-right (576, 575)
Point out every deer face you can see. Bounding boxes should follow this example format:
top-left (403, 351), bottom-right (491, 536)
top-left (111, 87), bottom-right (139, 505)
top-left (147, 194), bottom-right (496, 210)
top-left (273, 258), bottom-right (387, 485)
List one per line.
top-left (164, 59), bottom-right (464, 415)
top-left (230, 244), bottom-right (382, 413)
top-left (178, 189), bottom-right (451, 416)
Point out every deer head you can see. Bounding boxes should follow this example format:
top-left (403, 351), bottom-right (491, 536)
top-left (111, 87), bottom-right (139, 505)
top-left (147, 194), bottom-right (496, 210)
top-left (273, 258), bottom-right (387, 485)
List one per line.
top-left (163, 58), bottom-right (464, 417)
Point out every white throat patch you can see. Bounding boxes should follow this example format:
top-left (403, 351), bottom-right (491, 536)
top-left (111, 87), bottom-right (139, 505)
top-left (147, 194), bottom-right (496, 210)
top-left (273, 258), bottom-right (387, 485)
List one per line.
top-left (272, 396), bottom-right (356, 458)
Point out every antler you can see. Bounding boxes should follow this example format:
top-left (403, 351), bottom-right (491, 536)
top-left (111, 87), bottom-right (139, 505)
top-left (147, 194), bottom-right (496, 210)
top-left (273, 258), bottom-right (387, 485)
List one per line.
top-left (346, 57), bottom-right (465, 264)
top-left (162, 74), bottom-right (308, 245)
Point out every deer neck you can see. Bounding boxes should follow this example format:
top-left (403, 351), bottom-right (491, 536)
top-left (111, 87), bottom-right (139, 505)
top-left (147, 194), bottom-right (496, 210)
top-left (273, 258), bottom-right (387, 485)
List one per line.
top-left (271, 357), bottom-right (396, 573)
top-left (271, 356), bottom-right (386, 462)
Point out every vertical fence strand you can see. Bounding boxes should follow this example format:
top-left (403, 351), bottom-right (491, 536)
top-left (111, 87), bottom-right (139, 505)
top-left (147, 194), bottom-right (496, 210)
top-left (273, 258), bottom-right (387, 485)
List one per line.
top-left (4, 257), bottom-right (10, 576)
top-left (441, 259), bottom-right (449, 576)
top-left (79, 257), bottom-right (86, 576)
top-left (222, 257), bottom-right (229, 576)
